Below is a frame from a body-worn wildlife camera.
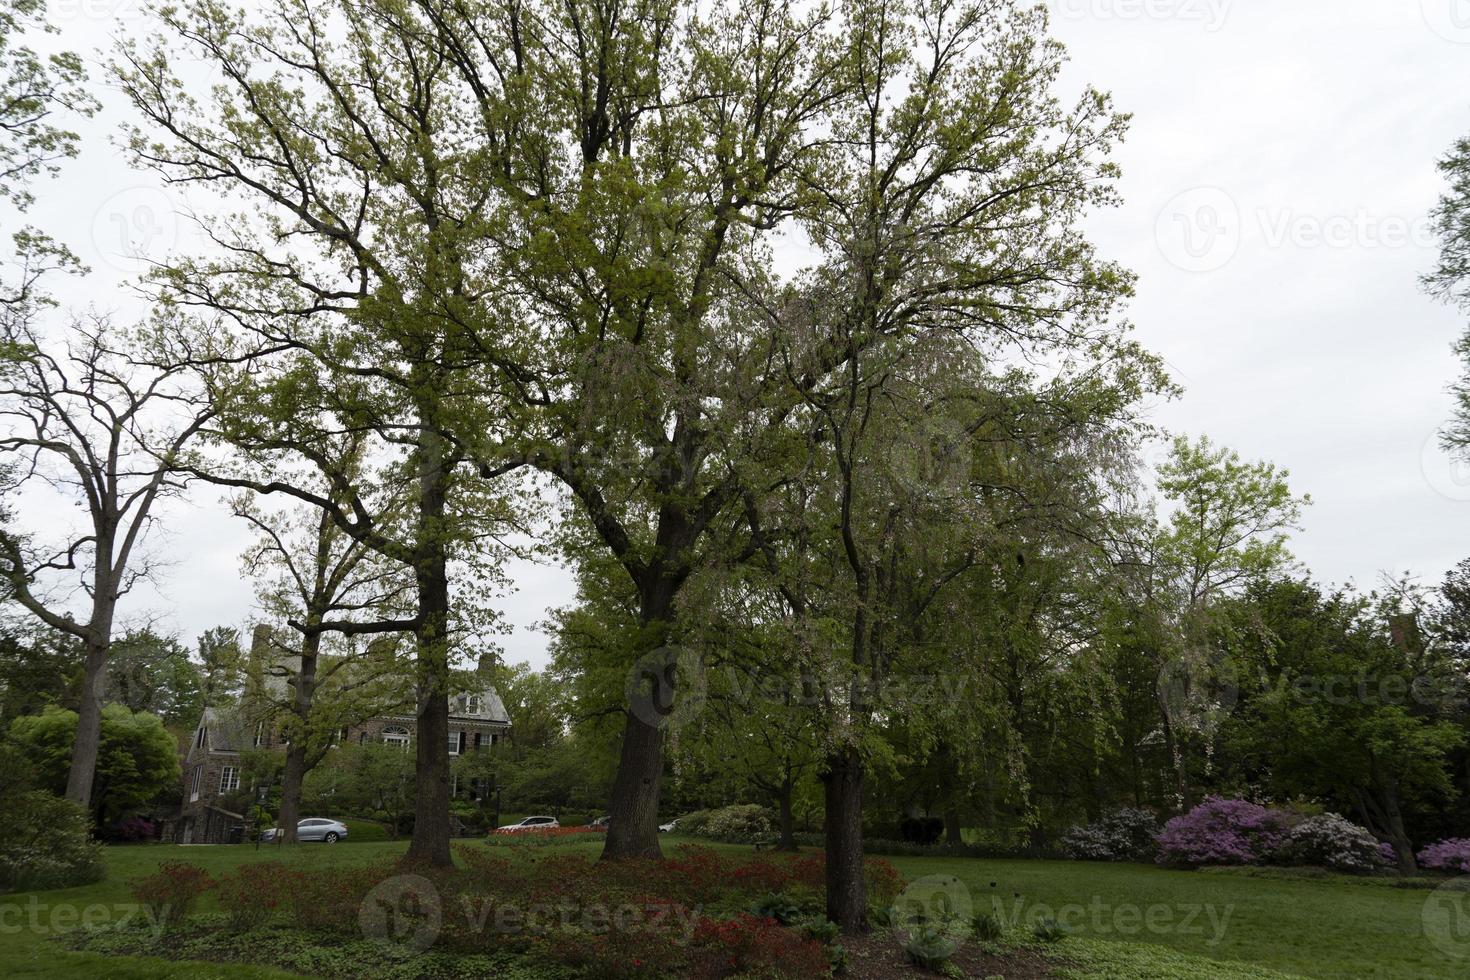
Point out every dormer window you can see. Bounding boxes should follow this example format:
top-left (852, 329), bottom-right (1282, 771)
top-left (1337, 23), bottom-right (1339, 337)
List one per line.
top-left (195, 726), bottom-right (207, 749)
top-left (465, 695), bottom-right (482, 715)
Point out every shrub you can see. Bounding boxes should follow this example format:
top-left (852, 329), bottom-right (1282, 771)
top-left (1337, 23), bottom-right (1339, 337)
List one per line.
top-left (0, 790), bottom-right (104, 892)
top-left (898, 816), bottom-right (943, 845)
top-left (129, 861), bottom-right (214, 929)
top-left (217, 862), bottom-right (304, 931)
top-left (1276, 813), bottom-right (1386, 874)
top-left (691, 913), bottom-right (831, 978)
top-left (1155, 797), bottom-right (1291, 867)
top-left (971, 909), bottom-right (1005, 941)
top-left (695, 805), bottom-right (776, 844)
top-left (902, 920), bottom-right (958, 970)
top-left (106, 815), bottom-right (156, 843)
top-left (1419, 838), bottom-right (1470, 874)
top-left (1032, 916), bottom-right (1068, 942)
top-left (1061, 807), bottom-right (1160, 862)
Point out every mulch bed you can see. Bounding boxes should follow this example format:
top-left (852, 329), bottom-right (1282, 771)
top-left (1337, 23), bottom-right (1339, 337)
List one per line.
top-left (841, 932), bottom-right (1062, 979)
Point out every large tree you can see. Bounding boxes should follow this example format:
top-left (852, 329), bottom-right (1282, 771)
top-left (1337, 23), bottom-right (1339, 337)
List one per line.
top-left (0, 317), bottom-right (212, 809)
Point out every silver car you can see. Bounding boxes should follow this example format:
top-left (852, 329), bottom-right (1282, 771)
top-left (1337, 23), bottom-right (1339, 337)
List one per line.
top-left (260, 818), bottom-right (349, 843)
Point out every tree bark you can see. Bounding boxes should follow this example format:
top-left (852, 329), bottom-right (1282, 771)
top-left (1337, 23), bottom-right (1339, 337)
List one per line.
top-left (822, 745), bottom-right (866, 934)
top-left (776, 780), bottom-right (797, 851)
top-left (602, 577), bottom-right (682, 860)
top-left (943, 807), bottom-right (963, 848)
top-left (601, 710), bottom-right (665, 858)
top-left (278, 631), bottom-right (320, 845)
top-left (65, 636), bottom-right (109, 809)
top-left (405, 424), bottom-right (453, 868)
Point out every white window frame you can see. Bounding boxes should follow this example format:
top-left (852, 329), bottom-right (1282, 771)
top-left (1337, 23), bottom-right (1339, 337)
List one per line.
top-left (382, 725), bottom-right (411, 749)
top-left (219, 766), bottom-right (240, 794)
top-left (465, 695), bottom-right (482, 715)
top-left (190, 765), bottom-right (203, 802)
top-left (253, 721), bottom-right (265, 747)
top-left (448, 730), bottom-right (463, 755)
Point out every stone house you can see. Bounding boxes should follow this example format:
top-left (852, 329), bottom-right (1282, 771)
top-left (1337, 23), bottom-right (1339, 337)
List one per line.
top-left (173, 687), bottom-right (511, 844)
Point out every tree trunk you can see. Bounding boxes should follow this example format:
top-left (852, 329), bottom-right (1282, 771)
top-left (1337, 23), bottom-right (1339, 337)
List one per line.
top-left (279, 742), bottom-right (308, 844)
top-left (65, 636), bottom-right (109, 810)
top-left (776, 780), bottom-right (797, 851)
top-left (279, 631), bottom-right (320, 845)
top-left (943, 807), bottom-right (963, 848)
top-left (601, 710), bottom-right (665, 859)
top-left (602, 577), bottom-right (681, 861)
top-left (822, 745), bottom-right (866, 934)
top-left (405, 425), bottom-right (453, 868)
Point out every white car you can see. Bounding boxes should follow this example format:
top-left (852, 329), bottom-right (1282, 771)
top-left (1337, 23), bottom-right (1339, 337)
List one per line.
top-left (260, 818), bottom-right (348, 843)
top-left (493, 815), bottom-right (560, 834)
top-left (659, 819), bottom-right (678, 833)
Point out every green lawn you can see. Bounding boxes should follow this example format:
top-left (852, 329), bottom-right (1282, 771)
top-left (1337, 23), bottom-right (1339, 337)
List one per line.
top-left (0, 837), bottom-right (1460, 979)
top-left (880, 853), bottom-right (1460, 979)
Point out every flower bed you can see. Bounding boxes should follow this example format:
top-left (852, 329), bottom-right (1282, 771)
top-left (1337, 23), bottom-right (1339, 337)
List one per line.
top-left (114, 845), bottom-right (902, 979)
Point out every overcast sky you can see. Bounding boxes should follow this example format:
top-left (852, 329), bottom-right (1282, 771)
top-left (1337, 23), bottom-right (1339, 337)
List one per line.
top-left (11, 0), bottom-right (1470, 670)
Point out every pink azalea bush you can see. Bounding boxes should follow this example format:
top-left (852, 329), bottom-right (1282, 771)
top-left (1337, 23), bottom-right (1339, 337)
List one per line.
top-left (1418, 838), bottom-right (1470, 874)
top-left (1155, 797), bottom-right (1292, 867)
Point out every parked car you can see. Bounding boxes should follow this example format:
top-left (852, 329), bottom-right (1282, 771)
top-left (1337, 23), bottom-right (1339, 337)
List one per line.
top-left (493, 815), bottom-right (561, 834)
top-left (259, 818), bottom-right (349, 843)
top-left (658, 818), bottom-right (678, 833)
top-left (588, 815), bottom-right (611, 828)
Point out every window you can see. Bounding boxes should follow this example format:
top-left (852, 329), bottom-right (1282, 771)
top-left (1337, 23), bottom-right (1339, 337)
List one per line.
top-left (195, 726), bottom-right (207, 749)
top-left (190, 765), bottom-right (203, 802)
top-left (253, 721), bottom-right (265, 747)
top-left (382, 725), bottom-right (410, 749)
top-left (448, 731), bottom-right (464, 755)
top-left (219, 766), bottom-right (240, 794)
top-left (465, 695), bottom-right (482, 715)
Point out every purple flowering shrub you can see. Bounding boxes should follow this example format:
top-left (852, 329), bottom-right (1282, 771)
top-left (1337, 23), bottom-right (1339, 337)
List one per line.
top-left (1061, 807), bottom-right (1160, 861)
top-left (1277, 813), bottom-right (1386, 874)
top-left (109, 816), bottom-right (156, 843)
top-left (1418, 839), bottom-right (1470, 874)
top-left (1155, 797), bottom-right (1291, 867)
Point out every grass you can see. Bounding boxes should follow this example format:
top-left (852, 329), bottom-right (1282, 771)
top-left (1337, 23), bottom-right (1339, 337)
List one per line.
top-left (881, 852), bottom-right (1459, 979)
top-left (0, 836), bottom-right (1460, 979)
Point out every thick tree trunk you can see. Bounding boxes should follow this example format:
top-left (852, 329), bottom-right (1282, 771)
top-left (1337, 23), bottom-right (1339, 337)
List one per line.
top-left (279, 631), bottom-right (320, 845)
top-left (601, 710), bottom-right (665, 858)
top-left (602, 578), bottom-right (681, 861)
top-left (822, 746), bottom-right (866, 934)
top-left (405, 425), bottom-right (453, 868)
top-left (776, 781), bottom-right (797, 851)
top-left (65, 636), bottom-right (109, 810)
top-left (943, 807), bottom-right (963, 847)
top-left (279, 743), bottom-right (308, 843)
